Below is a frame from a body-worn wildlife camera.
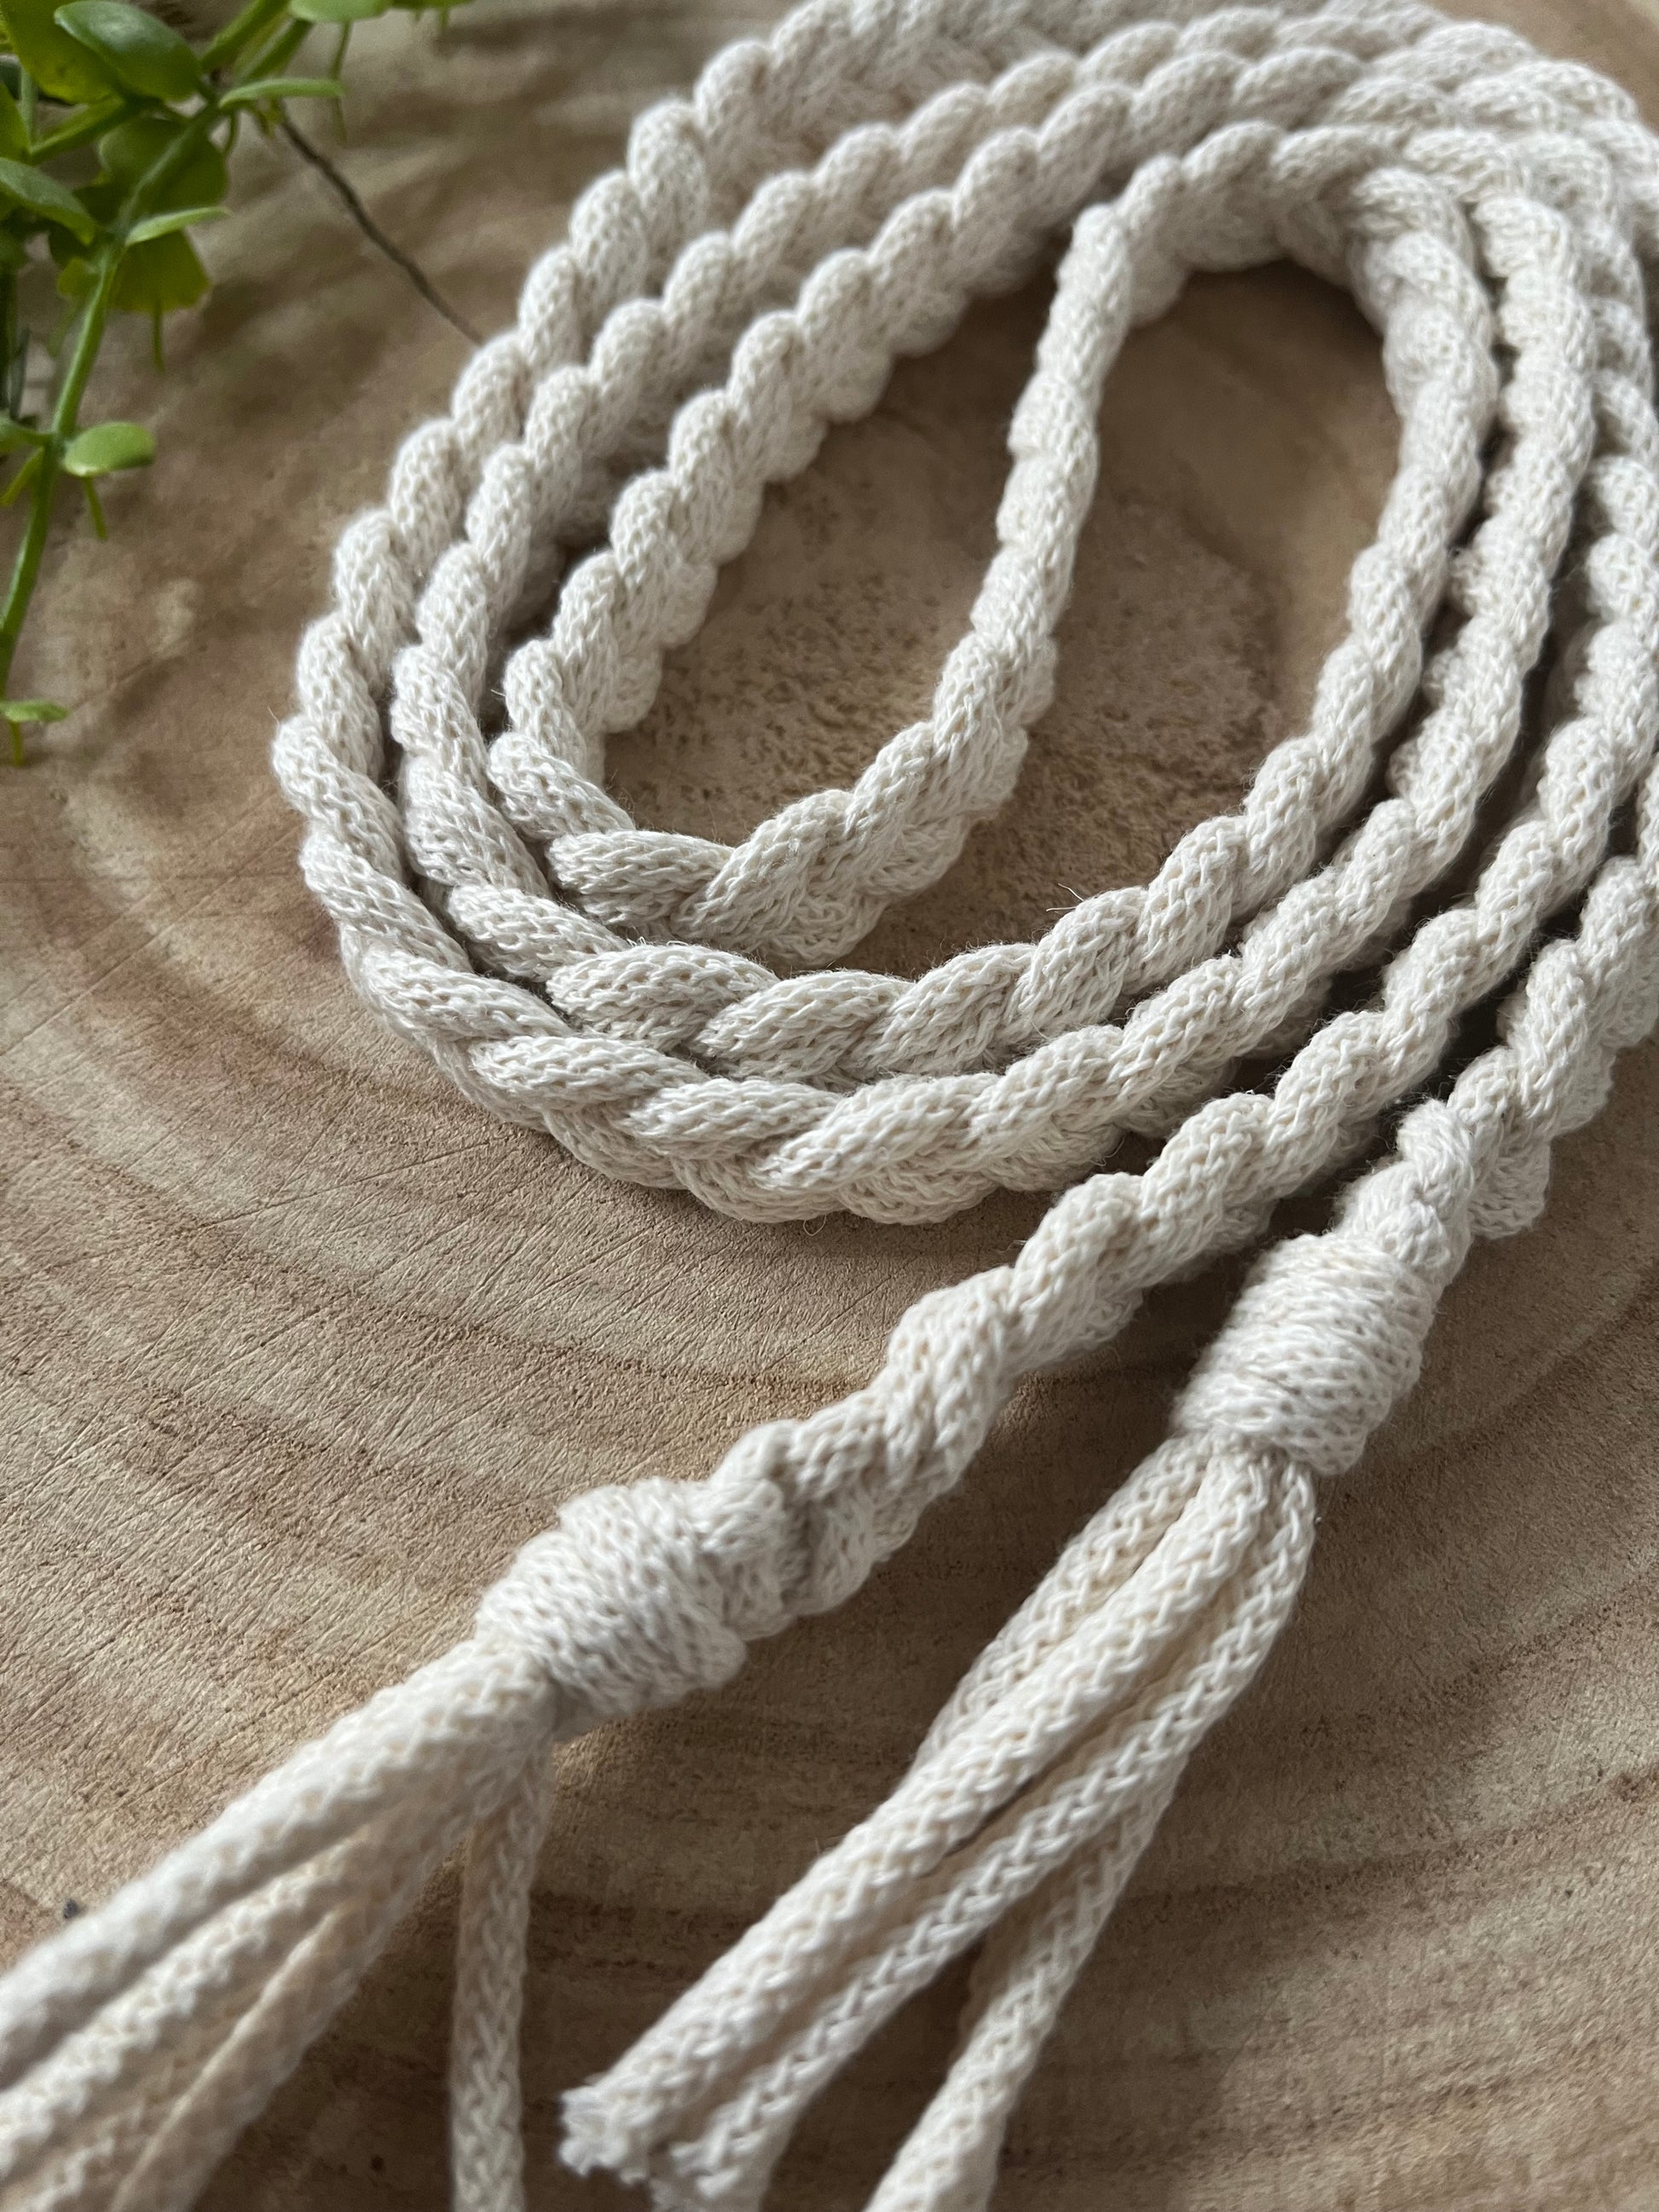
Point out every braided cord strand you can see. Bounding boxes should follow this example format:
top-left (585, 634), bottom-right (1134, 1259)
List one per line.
top-left (6, 2), bottom-right (1659, 2208)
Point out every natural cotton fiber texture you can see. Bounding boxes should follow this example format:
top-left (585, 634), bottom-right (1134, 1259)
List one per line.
top-left (6, 0), bottom-right (1659, 2205)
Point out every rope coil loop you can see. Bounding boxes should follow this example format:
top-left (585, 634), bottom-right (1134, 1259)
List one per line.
top-left (6, 0), bottom-right (1659, 2206)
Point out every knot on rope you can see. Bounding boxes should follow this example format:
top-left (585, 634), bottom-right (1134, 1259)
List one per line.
top-left (475, 1450), bottom-right (801, 1724)
top-left (1177, 1229), bottom-right (1444, 1477)
top-left (1178, 1101), bottom-right (1480, 1477)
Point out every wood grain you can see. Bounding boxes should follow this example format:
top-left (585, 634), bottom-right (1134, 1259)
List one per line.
top-left (3, 3), bottom-right (1658, 2206)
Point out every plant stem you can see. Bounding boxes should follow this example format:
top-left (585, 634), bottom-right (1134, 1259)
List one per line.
top-left (241, 18), bottom-right (313, 84)
top-left (1, 269), bottom-right (15, 413)
top-left (280, 118), bottom-right (477, 341)
top-left (0, 242), bottom-right (119, 754)
top-left (202, 0), bottom-right (292, 75)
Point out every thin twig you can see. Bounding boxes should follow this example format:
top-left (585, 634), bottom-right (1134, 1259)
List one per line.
top-left (280, 118), bottom-right (479, 345)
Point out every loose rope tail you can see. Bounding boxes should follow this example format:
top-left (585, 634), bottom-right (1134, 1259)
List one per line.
top-left (7, 0), bottom-right (1659, 2206)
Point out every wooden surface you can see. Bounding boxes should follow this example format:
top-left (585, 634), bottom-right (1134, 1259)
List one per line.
top-left (4, 3), bottom-right (1659, 2205)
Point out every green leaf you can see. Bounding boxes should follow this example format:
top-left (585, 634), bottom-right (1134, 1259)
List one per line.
top-left (0, 0), bottom-right (115, 101)
top-left (99, 116), bottom-right (228, 211)
top-left (62, 419), bottom-right (154, 475)
top-left (125, 203), bottom-right (224, 244)
top-left (55, 0), bottom-right (201, 101)
top-left (0, 156), bottom-right (97, 241)
top-left (60, 226), bottom-right (211, 315)
top-left (287, 0), bottom-right (385, 19)
top-left (0, 415), bottom-right (38, 453)
top-left (0, 697), bottom-right (66, 722)
top-left (61, 177), bottom-right (118, 235)
top-left (0, 77), bottom-right (28, 160)
top-left (390, 0), bottom-right (473, 11)
top-left (222, 74), bottom-right (342, 106)
top-left (0, 225), bottom-right (27, 273)
top-left (113, 227), bottom-right (208, 315)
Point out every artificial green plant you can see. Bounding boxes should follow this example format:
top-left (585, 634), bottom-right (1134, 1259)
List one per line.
top-left (0, 0), bottom-right (461, 762)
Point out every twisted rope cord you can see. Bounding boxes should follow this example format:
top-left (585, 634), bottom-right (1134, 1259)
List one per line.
top-left (276, 3), bottom-right (1654, 1227)
top-left (287, 84), bottom-right (1650, 1227)
top-left (6, 3), bottom-right (1659, 2209)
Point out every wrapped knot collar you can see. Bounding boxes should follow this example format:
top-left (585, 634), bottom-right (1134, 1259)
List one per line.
top-left (4, 0), bottom-right (1659, 2206)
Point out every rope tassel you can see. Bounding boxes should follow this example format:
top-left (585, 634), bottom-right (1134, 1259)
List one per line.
top-left (9, 0), bottom-right (1659, 2204)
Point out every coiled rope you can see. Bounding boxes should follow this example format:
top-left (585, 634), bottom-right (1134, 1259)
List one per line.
top-left (5, 0), bottom-right (1659, 2204)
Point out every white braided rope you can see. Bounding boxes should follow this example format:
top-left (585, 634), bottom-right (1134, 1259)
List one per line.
top-left (5, 1), bottom-right (1659, 2207)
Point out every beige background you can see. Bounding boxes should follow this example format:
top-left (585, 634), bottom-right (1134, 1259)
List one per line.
top-left (3, 1), bottom-right (1659, 2205)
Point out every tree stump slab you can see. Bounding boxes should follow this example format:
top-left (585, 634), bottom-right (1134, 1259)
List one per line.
top-left (3, 3), bottom-right (1658, 2205)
